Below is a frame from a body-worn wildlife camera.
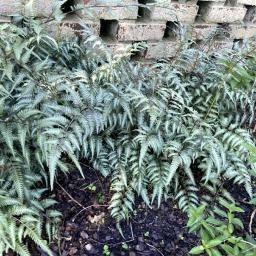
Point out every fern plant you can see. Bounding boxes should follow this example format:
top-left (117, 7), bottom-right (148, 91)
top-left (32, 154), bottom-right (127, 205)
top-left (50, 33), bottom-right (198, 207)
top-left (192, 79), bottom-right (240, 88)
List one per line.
top-left (0, 168), bottom-right (61, 256)
top-left (2, 16), bottom-right (256, 218)
top-left (1, 5), bottom-right (256, 254)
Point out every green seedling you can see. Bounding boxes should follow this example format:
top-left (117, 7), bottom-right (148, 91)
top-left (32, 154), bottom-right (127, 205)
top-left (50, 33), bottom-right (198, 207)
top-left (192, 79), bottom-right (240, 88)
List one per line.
top-left (103, 244), bottom-right (110, 256)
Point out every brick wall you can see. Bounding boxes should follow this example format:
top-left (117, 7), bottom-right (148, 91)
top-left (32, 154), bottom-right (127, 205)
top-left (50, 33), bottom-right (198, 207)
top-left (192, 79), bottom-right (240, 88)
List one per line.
top-left (1, 0), bottom-right (256, 59)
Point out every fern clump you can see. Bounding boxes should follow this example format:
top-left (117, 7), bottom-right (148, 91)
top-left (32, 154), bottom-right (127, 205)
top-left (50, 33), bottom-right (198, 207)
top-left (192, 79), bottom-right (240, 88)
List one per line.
top-left (0, 172), bottom-right (61, 256)
top-left (1, 13), bottom-right (256, 254)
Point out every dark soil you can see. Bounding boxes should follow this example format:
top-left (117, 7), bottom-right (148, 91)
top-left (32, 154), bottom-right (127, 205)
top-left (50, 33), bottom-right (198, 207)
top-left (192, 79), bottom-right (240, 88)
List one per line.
top-left (42, 166), bottom-right (200, 256)
top-left (33, 166), bottom-right (255, 256)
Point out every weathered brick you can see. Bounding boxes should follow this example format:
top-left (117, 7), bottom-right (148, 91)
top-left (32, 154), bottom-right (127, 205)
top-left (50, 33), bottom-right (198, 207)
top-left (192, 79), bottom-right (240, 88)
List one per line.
top-left (198, 0), bottom-right (225, 2)
top-left (46, 18), bottom-right (100, 38)
top-left (82, 0), bottom-right (137, 6)
top-left (145, 40), bottom-right (179, 59)
top-left (237, 0), bottom-right (256, 5)
top-left (224, 24), bottom-right (256, 39)
top-left (0, 0), bottom-right (56, 17)
top-left (26, 0), bottom-right (56, 17)
top-left (117, 21), bottom-right (166, 41)
top-left (211, 40), bottom-right (234, 51)
top-left (197, 40), bottom-right (234, 53)
top-left (79, 0), bottom-right (138, 20)
top-left (81, 6), bottom-right (138, 20)
top-left (191, 23), bottom-right (218, 40)
top-left (199, 3), bottom-right (247, 23)
top-left (0, 17), bottom-right (11, 23)
top-left (148, 3), bottom-right (198, 23)
top-left (107, 41), bottom-right (133, 55)
top-left (0, 0), bottom-right (22, 15)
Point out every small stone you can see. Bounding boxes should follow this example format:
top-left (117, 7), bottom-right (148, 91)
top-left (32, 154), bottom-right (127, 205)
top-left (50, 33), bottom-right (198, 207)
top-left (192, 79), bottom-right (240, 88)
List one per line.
top-left (65, 226), bottom-right (72, 232)
top-left (105, 235), bottom-right (112, 241)
top-left (92, 233), bottom-right (99, 240)
top-left (52, 245), bottom-right (59, 252)
top-left (135, 243), bottom-right (144, 252)
top-left (69, 247), bottom-right (78, 255)
top-left (129, 252), bottom-right (136, 256)
top-left (138, 236), bottom-right (144, 242)
top-left (85, 243), bottom-right (93, 251)
top-left (80, 231), bottom-right (89, 239)
top-left (152, 232), bottom-right (163, 241)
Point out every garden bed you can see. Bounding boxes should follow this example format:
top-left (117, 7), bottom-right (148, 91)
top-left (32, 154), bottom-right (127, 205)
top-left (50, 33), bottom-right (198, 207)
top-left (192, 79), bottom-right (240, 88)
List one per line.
top-left (46, 167), bottom-right (198, 256)
top-left (33, 167), bottom-right (255, 256)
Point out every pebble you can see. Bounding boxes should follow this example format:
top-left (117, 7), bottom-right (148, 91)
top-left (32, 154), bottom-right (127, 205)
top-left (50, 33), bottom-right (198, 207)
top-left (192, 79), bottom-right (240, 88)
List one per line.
top-left (105, 235), bottom-right (112, 241)
top-left (68, 247), bottom-right (78, 255)
top-left (80, 231), bottom-right (89, 239)
top-left (63, 231), bottom-right (70, 237)
top-left (129, 252), bottom-right (136, 256)
top-left (138, 236), bottom-right (144, 242)
top-left (135, 243), bottom-right (144, 252)
top-left (92, 233), bottom-right (99, 240)
top-left (65, 226), bottom-right (72, 232)
top-left (85, 243), bottom-right (93, 251)
top-left (152, 232), bottom-right (163, 241)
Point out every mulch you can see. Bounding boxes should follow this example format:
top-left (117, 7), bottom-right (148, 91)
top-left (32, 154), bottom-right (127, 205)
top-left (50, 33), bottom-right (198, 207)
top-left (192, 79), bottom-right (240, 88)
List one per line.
top-left (45, 166), bottom-right (199, 256)
top-left (31, 166), bottom-right (256, 256)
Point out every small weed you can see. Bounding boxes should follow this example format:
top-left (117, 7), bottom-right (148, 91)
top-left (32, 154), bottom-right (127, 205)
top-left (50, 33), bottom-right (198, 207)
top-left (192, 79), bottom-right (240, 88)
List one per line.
top-left (144, 231), bottom-right (150, 237)
top-left (122, 242), bottom-right (129, 250)
top-left (178, 234), bottom-right (184, 240)
top-left (103, 244), bottom-right (110, 255)
top-left (82, 183), bottom-right (97, 192)
top-left (97, 192), bottom-right (105, 204)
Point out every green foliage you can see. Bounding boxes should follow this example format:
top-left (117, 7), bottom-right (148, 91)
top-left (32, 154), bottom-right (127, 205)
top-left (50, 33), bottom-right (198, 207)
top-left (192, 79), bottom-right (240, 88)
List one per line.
top-left (103, 244), bottom-right (111, 256)
top-left (188, 199), bottom-right (256, 256)
top-left (222, 43), bottom-right (256, 91)
top-left (1, 7), bottom-right (256, 254)
top-left (0, 171), bottom-right (61, 256)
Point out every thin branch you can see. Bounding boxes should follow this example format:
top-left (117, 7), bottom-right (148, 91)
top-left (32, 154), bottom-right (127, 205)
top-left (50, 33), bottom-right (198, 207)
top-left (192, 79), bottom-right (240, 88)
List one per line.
top-left (89, 237), bottom-right (135, 246)
top-left (249, 208), bottom-right (256, 234)
top-left (56, 180), bottom-right (108, 217)
top-left (145, 242), bottom-right (165, 256)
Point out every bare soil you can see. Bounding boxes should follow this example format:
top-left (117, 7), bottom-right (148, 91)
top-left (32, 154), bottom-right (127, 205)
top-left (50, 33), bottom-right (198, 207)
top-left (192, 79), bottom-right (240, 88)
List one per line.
top-left (33, 166), bottom-right (255, 256)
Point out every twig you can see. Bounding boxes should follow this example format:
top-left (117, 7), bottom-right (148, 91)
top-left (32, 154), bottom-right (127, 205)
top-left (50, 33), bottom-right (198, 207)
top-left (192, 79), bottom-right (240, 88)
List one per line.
top-left (57, 181), bottom-right (86, 209)
top-left (145, 242), bottom-right (165, 256)
top-left (56, 181), bottom-right (108, 221)
top-left (130, 223), bottom-right (134, 240)
top-left (249, 208), bottom-right (256, 234)
top-left (89, 237), bottom-right (135, 246)
top-left (72, 204), bottom-right (109, 222)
